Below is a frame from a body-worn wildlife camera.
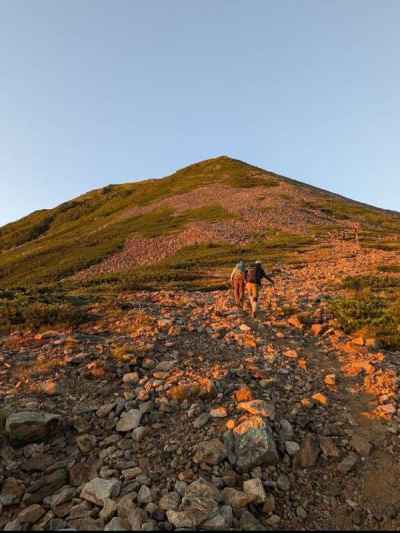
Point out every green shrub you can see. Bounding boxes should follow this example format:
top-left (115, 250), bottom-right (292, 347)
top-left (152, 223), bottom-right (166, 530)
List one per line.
top-left (343, 275), bottom-right (400, 290)
top-left (378, 265), bottom-right (400, 273)
top-left (0, 287), bottom-right (91, 332)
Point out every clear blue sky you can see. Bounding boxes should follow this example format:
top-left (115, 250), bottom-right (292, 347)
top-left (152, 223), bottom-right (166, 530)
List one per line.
top-left (1, 0), bottom-right (399, 226)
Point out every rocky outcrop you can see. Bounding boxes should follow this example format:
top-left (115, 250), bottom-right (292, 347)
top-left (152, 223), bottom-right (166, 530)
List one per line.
top-left (5, 412), bottom-right (61, 445)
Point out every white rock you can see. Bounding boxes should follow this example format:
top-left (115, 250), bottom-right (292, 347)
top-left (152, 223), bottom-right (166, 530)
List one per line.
top-left (285, 441), bottom-right (300, 456)
top-left (137, 485), bottom-right (152, 505)
top-left (243, 478), bottom-right (267, 503)
top-left (105, 517), bottom-right (129, 531)
top-left (80, 478), bottom-right (121, 506)
top-left (116, 409), bottom-right (142, 432)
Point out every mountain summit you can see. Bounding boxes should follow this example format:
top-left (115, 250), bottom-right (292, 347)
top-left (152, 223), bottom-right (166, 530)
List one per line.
top-left (0, 156), bottom-right (399, 288)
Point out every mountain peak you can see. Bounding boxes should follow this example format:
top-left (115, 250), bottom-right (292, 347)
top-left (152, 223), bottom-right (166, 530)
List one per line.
top-left (0, 157), bottom-right (399, 289)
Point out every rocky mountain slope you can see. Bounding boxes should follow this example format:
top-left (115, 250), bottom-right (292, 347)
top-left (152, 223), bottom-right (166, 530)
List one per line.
top-left (1, 157), bottom-right (400, 531)
top-left (1, 155), bottom-right (399, 289)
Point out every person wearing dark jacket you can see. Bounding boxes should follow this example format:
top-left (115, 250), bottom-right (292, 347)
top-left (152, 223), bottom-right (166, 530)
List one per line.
top-left (245, 260), bottom-right (274, 318)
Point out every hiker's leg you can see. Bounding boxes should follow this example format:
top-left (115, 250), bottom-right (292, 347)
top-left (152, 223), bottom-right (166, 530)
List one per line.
top-left (253, 284), bottom-right (260, 317)
top-left (240, 280), bottom-right (245, 308)
top-left (245, 283), bottom-right (252, 313)
top-left (252, 285), bottom-right (259, 317)
top-left (233, 278), bottom-right (240, 306)
top-left (248, 283), bottom-right (257, 317)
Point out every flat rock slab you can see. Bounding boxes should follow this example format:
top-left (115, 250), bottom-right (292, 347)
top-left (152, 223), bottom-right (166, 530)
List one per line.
top-left (116, 409), bottom-right (142, 432)
top-left (80, 478), bottom-right (121, 506)
top-left (237, 400), bottom-right (275, 419)
top-left (5, 411), bottom-right (61, 445)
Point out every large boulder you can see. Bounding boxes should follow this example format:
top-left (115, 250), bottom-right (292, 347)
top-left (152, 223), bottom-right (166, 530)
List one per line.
top-left (5, 411), bottom-right (61, 445)
top-left (25, 468), bottom-right (69, 504)
top-left (193, 439), bottom-right (226, 465)
top-left (294, 433), bottom-right (320, 468)
top-left (0, 478), bottom-right (25, 506)
top-left (80, 478), bottom-right (121, 506)
top-left (237, 400), bottom-right (275, 419)
top-left (225, 416), bottom-right (279, 472)
top-left (166, 477), bottom-right (221, 528)
top-left (116, 409), bottom-right (142, 432)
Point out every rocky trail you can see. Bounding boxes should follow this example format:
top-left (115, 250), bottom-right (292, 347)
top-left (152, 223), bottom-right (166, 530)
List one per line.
top-left (1, 242), bottom-right (400, 531)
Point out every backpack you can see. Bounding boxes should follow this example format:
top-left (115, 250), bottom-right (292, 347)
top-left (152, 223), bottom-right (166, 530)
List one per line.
top-left (246, 265), bottom-right (257, 283)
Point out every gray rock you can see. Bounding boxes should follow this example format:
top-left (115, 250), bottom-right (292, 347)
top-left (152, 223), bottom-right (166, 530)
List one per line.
top-left (193, 413), bottom-right (210, 429)
top-left (18, 504), bottom-right (46, 524)
top-left (277, 474), bottom-right (290, 491)
top-left (186, 478), bottom-right (221, 503)
top-left (96, 403), bottom-right (116, 418)
top-left (132, 426), bottom-right (147, 442)
top-left (0, 478), bottom-right (25, 506)
top-left (117, 495), bottom-right (136, 518)
top-left (243, 478), bottom-right (266, 503)
top-left (296, 505), bottom-right (307, 519)
top-left (180, 491), bottom-right (219, 527)
top-left (137, 485), bottom-right (152, 505)
top-left (122, 372), bottom-right (139, 384)
top-left (159, 492), bottom-right (181, 511)
top-left (34, 510), bottom-right (55, 529)
top-left (228, 416), bottom-right (279, 472)
top-left (80, 478), bottom-right (121, 506)
top-left (279, 419), bottom-right (294, 440)
top-left (220, 505), bottom-right (233, 528)
top-left (76, 434), bottom-right (97, 454)
top-left (145, 502), bottom-right (157, 514)
top-left (294, 433), bottom-right (320, 468)
top-left (116, 409), bottom-right (142, 432)
top-left (174, 481), bottom-right (187, 496)
top-left (99, 498), bottom-right (117, 521)
top-left (69, 517), bottom-right (104, 530)
top-left (5, 411), bottom-right (61, 445)
top-left (193, 439), bottom-right (226, 465)
top-left (285, 441), bottom-right (300, 456)
top-left (166, 510), bottom-right (195, 528)
top-left (265, 513), bottom-right (281, 527)
top-left (202, 512), bottom-right (227, 529)
top-left (68, 501), bottom-right (92, 520)
top-left (237, 400), bottom-right (275, 419)
top-left (142, 519), bottom-right (158, 530)
top-left (25, 468), bottom-right (68, 504)
top-left (223, 487), bottom-right (255, 509)
top-left (239, 509), bottom-right (265, 530)
top-left (48, 518), bottom-right (69, 530)
top-left (127, 507), bottom-right (145, 529)
top-left (104, 517), bottom-right (130, 531)
top-left (350, 434), bottom-right (372, 457)
top-left (262, 494), bottom-right (275, 514)
top-left (3, 519), bottom-right (22, 531)
top-left (46, 486), bottom-right (76, 508)
top-left (338, 453), bottom-right (359, 474)
top-left (319, 436), bottom-right (339, 457)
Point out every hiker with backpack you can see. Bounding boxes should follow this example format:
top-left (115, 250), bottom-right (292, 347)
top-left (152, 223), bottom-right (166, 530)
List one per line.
top-left (230, 260), bottom-right (246, 308)
top-left (245, 260), bottom-right (274, 318)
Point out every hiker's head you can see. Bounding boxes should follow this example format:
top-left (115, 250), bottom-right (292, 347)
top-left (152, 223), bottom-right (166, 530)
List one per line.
top-left (255, 260), bottom-right (262, 265)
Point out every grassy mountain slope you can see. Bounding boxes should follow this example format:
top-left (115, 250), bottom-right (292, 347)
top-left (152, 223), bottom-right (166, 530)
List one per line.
top-left (0, 155), bottom-right (399, 289)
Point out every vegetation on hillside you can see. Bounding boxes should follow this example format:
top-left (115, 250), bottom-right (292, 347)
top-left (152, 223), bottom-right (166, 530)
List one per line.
top-left (1, 155), bottom-right (399, 293)
top-left (0, 157), bottom-right (281, 288)
top-left (70, 231), bottom-right (312, 294)
top-left (330, 273), bottom-right (400, 350)
top-left (0, 287), bottom-right (91, 333)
